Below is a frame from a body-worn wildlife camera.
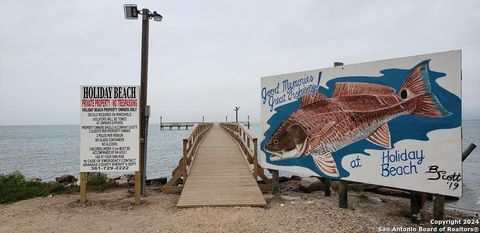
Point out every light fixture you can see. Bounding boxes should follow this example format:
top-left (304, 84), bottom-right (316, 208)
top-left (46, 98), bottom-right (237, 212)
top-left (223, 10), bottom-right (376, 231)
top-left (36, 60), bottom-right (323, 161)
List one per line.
top-left (151, 11), bottom-right (163, 22)
top-left (124, 4), bottom-right (138, 20)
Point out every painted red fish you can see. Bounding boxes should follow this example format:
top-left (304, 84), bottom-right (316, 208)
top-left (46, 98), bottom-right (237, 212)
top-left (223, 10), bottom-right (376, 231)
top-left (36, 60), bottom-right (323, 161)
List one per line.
top-left (264, 60), bottom-right (450, 177)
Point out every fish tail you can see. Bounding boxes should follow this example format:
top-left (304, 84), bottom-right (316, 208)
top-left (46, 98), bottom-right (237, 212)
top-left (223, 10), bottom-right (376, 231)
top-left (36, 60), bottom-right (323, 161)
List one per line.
top-left (400, 60), bottom-right (451, 117)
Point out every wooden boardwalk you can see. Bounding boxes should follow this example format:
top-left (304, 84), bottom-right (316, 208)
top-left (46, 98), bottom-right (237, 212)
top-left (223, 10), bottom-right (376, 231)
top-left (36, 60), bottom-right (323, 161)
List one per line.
top-left (177, 125), bottom-right (267, 207)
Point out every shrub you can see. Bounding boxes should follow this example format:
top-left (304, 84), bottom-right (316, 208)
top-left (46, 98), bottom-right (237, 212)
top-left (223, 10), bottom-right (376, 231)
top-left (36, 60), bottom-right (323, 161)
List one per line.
top-left (0, 172), bottom-right (79, 204)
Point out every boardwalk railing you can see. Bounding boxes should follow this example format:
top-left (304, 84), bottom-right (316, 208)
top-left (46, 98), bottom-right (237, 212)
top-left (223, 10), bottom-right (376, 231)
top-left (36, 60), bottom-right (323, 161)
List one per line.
top-left (220, 122), bottom-right (272, 192)
top-left (162, 123), bottom-right (213, 194)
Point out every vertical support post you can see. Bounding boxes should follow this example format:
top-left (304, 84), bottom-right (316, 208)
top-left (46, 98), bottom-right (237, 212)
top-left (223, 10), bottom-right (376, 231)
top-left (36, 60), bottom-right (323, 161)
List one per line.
top-left (338, 180), bottom-right (348, 208)
top-left (247, 115), bottom-right (250, 129)
top-left (202, 116), bottom-right (204, 123)
top-left (333, 61), bottom-right (347, 207)
top-left (433, 194), bottom-right (445, 221)
top-left (323, 178), bottom-right (331, 196)
top-left (410, 191), bottom-right (422, 223)
top-left (271, 170), bottom-right (279, 196)
top-left (253, 138), bottom-right (258, 181)
top-left (139, 8), bottom-right (150, 198)
top-left (182, 139), bottom-right (188, 182)
top-left (134, 171), bottom-right (141, 205)
top-left (234, 107), bottom-right (240, 123)
top-left (79, 172), bottom-right (87, 205)
top-left (160, 116), bottom-right (163, 130)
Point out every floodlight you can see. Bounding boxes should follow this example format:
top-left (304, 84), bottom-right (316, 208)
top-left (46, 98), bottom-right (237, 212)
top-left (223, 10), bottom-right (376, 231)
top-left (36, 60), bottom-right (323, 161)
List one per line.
top-left (151, 11), bottom-right (163, 22)
top-left (124, 4), bottom-right (138, 20)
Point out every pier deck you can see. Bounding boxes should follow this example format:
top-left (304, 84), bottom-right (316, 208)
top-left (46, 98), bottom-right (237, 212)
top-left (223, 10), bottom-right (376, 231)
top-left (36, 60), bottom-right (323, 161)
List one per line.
top-left (177, 125), bottom-right (266, 207)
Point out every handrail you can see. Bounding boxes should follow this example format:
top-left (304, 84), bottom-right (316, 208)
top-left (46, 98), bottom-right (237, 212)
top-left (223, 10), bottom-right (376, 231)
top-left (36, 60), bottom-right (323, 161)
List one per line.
top-left (220, 122), bottom-right (267, 183)
top-left (182, 123), bottom-right (213, 182)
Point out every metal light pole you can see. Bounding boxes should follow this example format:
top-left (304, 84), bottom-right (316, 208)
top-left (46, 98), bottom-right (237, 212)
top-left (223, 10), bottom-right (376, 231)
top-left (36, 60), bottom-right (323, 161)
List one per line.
top-left (234, 106), bottom-right (240, 123)
top-left (124, 4), bottom-right (163, 196)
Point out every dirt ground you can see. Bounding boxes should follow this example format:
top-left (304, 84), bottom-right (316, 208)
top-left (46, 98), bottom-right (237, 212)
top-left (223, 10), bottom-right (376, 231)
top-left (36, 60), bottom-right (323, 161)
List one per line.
top-left (0, 184), bottom-right (477, 233)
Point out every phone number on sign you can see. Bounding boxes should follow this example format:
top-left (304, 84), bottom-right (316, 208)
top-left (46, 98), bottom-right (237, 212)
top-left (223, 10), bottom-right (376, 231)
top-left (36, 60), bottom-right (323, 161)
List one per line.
top-left (90, 166), bottom-right (129, 171)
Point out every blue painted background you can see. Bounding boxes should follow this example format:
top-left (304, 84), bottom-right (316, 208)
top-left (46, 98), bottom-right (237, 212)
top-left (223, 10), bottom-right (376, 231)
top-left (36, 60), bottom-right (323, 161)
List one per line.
top-left (261, 61), bottom-right (461, 178)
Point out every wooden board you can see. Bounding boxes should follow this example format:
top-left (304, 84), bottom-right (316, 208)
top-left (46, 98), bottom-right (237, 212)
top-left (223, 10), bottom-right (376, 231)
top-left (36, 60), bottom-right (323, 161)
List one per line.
top-left (177, 125), bottom-right (267, 207)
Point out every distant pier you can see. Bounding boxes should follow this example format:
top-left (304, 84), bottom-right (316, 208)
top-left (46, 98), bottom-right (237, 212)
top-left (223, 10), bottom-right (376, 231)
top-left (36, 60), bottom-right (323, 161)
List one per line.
top-left (160, 117), bottom-right (250, 130)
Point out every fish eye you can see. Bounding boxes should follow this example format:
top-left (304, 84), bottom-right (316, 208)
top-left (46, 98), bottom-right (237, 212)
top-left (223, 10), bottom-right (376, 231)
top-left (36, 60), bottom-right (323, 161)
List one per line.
top-left (273, 138), bottom-right (279, 144)
top-left (400, 89), bottom-right (408, 99)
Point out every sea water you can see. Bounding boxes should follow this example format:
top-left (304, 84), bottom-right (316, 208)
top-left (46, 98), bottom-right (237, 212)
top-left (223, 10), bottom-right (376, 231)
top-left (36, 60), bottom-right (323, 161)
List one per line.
top-left (0, 121), bottom-right (478, 212)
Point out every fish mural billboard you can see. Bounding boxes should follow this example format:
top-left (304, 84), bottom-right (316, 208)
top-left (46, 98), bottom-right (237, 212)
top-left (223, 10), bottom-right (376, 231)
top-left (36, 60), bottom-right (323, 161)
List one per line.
top-left (260, 50), bottom-right (462, 197)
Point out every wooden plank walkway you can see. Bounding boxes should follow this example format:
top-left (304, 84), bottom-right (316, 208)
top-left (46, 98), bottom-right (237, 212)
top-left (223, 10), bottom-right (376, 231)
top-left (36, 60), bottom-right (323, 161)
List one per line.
top-left (177, 125), bottom-right (267, 207)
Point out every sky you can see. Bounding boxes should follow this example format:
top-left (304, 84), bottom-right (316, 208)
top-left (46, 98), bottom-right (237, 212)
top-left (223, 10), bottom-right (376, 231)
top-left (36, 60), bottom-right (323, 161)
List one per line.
top-left (0, 0), bottom-right (479, 125)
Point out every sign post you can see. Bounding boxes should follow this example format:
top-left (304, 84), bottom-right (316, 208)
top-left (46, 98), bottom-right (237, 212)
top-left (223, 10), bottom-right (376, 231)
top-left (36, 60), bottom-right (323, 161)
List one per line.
top-left (80, 85), bottom-right (141, 205)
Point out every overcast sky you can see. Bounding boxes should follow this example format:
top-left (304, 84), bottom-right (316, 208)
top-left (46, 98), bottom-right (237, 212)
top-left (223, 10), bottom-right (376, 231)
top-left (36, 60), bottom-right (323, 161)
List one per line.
top-left (0, 0), bottom-right (479, 125)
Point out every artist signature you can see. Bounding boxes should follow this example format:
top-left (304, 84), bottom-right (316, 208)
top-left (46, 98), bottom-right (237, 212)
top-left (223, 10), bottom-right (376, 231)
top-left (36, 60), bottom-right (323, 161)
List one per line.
top-left (425, 165), bottom-right (462, 190)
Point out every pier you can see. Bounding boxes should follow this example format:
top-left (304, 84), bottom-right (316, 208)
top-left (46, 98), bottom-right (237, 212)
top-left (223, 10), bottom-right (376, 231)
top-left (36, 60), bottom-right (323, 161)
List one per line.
top-left (162, 122), bottom-right (271, 207)
top-left (160, 118), bottom-right (251, 130)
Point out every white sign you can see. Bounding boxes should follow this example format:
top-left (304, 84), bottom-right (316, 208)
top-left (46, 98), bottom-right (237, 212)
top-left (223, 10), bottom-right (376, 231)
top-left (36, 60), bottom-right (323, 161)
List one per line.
top-left (80, 85), bottom-right (140, 172)
top-left (260, 50), bottom-right (462, 197)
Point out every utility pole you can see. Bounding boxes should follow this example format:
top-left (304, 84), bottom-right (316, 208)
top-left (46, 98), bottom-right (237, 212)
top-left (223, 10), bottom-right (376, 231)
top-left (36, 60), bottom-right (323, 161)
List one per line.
top-left (234, 106), bottom-right (240, 123)
top-left (138, 8), bottom-right (150, 196)
top-left (124, 4), bottom-right (162, 202)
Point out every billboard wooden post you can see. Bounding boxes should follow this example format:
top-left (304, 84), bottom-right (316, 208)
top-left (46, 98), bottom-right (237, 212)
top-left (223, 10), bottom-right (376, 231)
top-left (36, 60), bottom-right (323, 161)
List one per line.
top-left (270, 169), bottom-right (280, 195)
top-left (410, 191), bottom-right (422, 223)
top-left (433, 194), bottom-right (445, 224)
top-left (323, 178), bottom-right (331, 196)
top-left (333, 61), bottom-right (349, 208)
top-left (79, 172), bottom-right (87, 205)
top-left (338, 180), bottom-right (348, 208)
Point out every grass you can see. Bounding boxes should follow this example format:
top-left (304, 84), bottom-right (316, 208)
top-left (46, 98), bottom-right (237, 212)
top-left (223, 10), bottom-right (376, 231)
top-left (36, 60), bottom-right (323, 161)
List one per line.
top-left (0, 172), bottom-right (117, 204)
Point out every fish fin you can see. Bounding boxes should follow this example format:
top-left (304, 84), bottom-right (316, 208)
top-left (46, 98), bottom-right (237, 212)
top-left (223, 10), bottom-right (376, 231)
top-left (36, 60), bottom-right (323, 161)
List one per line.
top-left (312, 153), bottom-right (339, 177)
top-left (366, 123), bottom-right (391, 148)
top-left (333, 82), bottom-right (396, 98)
top-left (301, 92), bottom-right (329, 108)
top-left (308, 121), bottom-right (335, 150)
top-left (400, 60), bottom-right (451, 117)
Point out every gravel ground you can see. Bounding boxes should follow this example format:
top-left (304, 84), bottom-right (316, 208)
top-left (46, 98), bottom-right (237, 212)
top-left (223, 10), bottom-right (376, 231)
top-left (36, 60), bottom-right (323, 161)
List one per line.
top-left (0, 183), bottom-right (477, 233)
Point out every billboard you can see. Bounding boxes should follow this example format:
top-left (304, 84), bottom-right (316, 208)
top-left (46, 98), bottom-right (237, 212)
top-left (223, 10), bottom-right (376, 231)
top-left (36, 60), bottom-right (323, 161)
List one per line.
top-left (80, 85), bottom-right (140, 172)
top-left (260, 50), bottom-right (462, 197)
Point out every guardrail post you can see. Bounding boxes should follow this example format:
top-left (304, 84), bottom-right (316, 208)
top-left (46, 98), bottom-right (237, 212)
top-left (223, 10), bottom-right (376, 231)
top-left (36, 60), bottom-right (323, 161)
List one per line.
top-left (253, 138), bottom-right (258, 181)
top-left (183, 139), bottom-right (188, 183)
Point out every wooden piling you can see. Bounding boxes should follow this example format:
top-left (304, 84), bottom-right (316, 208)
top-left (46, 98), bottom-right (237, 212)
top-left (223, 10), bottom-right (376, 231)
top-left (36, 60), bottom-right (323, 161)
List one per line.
top-left (338, 180), bottom-right (348, 208)
top-left (79, 172), bottom-right (87, 205)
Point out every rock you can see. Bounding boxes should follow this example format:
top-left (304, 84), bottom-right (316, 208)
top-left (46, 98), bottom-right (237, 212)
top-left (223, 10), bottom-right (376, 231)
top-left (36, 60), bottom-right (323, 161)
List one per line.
top-left (128, 178), bottom-right (135, 186)
top-left (281, 195), bottom-right (301, 201)
top-left (55, 175), bottom-right (77, 184)
top-left (29, 178), bottom-right (42, 182)
top-left (369, 187), bottom-right (410, 198)
top-left (298, 177), bottom-right (325, 193)
top-left (279, 176), bottom-right (290, 183)
top-left (290, 175), bottom-right (301, 180)
top-left (116, 177), bottom-right (129, 186)
top-left (146, 177), bottom-right (167, 186)
top-left (10, 170), bottom-right (23, 178)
